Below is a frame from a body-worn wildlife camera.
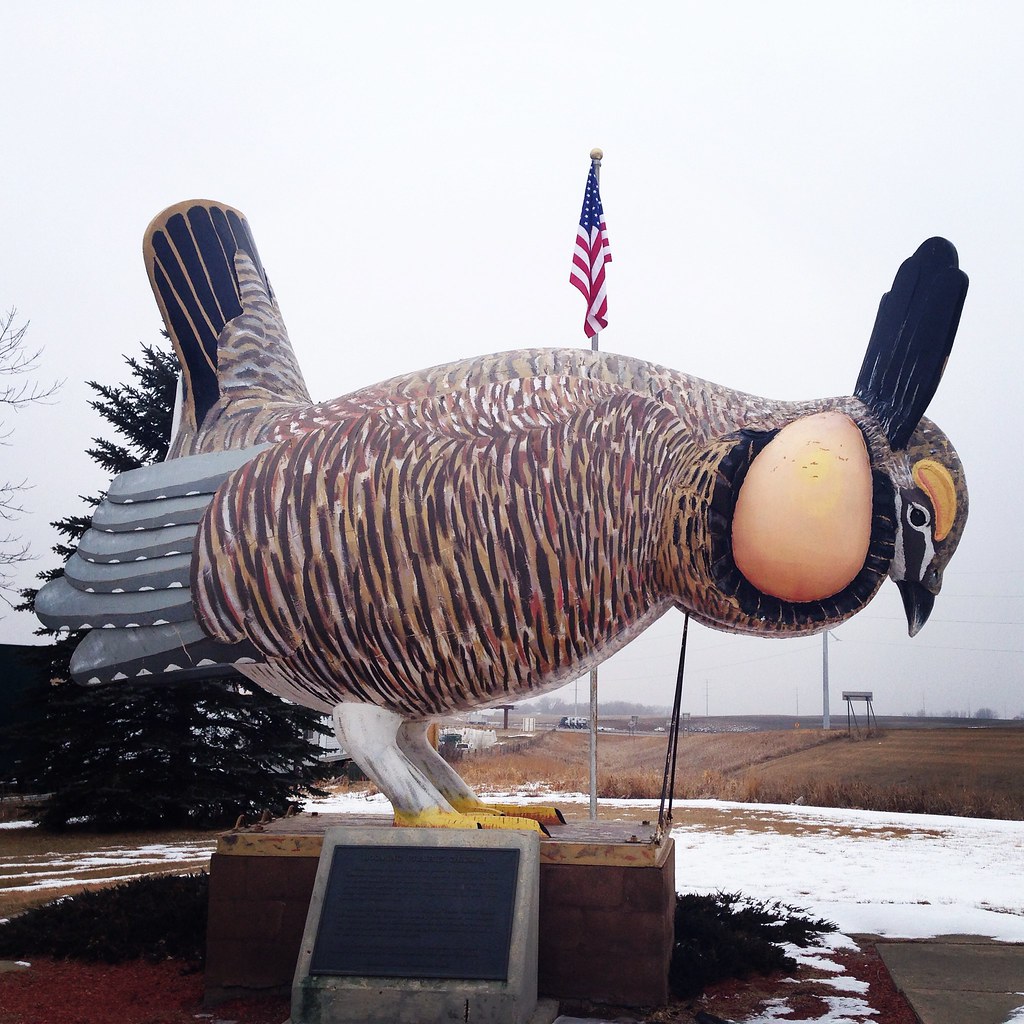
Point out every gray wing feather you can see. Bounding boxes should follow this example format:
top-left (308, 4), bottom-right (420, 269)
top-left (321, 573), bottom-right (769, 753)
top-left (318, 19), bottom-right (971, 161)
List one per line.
top-left (36, 577), bottom-right (193, 628)
top-left (71, 621), bottom-right (262, 686)
top-left (77, 524), bottom-right (197, 563)
top-left (106, 445), bottom-right (271, 503)
top-left (90, 493), bottom-right (217, 532)
top-left (36, 444), bottom-right (270, 684)
top-left (63, 552), bottom-right (192, 593)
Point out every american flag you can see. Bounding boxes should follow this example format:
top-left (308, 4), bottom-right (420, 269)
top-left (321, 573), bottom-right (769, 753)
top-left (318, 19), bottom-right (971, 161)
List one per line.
top-left (570, 164), bottom-right (612, 338)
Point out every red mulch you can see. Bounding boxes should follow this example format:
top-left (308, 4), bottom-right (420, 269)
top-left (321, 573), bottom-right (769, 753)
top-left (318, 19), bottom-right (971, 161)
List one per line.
top-left (0, 960), bottom-right (288, 1024)
top-left (0, 942), bottom-right (916, 1024)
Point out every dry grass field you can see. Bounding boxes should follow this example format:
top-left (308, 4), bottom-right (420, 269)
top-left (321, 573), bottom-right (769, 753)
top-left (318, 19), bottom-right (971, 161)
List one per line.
top-left (459, 726), bottom-right (1024, 820)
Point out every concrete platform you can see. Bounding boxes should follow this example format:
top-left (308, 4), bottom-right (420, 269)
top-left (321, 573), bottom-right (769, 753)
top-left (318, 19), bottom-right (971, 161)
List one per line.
top-left (877, 937), bottom-right (1024, 1024)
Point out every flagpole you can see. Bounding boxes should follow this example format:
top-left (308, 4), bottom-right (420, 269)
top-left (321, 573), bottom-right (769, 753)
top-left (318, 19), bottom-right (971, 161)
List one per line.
top-left (587, 147), bottom-right (603, 822)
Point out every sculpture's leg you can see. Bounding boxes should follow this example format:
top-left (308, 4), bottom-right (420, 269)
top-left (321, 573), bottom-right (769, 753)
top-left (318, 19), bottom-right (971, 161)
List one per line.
top-left (397, 721), bottom-right (563, 831)
top-left (331, 703), bottom-right (479, 830)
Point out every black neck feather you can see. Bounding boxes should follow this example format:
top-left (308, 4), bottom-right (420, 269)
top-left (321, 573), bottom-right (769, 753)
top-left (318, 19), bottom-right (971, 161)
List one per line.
top-left (854, 237), bottom-right (968, 450)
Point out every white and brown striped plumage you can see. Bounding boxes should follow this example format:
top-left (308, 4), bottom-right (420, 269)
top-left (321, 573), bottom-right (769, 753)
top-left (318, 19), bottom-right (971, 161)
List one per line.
top-left (37, 200), bottom-right (969, 829)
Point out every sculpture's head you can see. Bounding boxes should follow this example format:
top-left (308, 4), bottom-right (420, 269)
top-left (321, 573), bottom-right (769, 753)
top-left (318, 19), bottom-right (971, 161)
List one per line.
top-left (887, 417), bottom-right (968, 636)
top-left (661, 237), bottom-right (969, 639)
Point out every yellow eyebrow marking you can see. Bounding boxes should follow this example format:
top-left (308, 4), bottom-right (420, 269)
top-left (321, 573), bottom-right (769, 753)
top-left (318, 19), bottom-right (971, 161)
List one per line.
top-left (913, 459), bottom-right (957, 541)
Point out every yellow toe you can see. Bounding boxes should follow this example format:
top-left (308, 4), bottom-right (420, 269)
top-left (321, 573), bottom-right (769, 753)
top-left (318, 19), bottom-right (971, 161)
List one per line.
top-left (481, 803), bottom-right (566, 827)
top-left (392, 808), bottom-right (482, 830)
top-left (464, 812), bottom-right (549, 836)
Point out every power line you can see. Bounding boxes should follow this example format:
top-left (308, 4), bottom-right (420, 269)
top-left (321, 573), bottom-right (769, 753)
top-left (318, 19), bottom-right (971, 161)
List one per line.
top-left (863, 616), bottom-right (1022, 626)
top-left (838, 637), bottom-right (1023, 654)
top-left (944, 569), bottom-right (1024, 575)
top-left (689, 642), bottom-right (822, 670)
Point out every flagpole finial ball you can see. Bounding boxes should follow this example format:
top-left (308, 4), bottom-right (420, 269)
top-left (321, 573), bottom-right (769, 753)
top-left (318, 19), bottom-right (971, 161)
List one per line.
top-left (590, 148), bottom-right (604, 161)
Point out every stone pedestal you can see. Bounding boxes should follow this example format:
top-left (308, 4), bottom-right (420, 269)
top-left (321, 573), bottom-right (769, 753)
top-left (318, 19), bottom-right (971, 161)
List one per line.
top-left (205, 813), bottom-right (675, 1010)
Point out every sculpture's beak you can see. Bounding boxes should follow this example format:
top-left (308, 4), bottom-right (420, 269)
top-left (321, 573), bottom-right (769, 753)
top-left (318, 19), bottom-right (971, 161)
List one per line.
top-left (896, 580), bottom-right (935, 638)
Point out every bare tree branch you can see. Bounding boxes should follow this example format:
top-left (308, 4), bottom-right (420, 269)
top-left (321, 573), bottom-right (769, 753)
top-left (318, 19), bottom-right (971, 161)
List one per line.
top-left (0, 308), bottom-right (63, 596)
top-left (0, 308), bottom-right (63, 420)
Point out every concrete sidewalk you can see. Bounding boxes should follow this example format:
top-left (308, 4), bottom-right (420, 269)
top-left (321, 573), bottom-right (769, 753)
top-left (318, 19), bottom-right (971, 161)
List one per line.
top-left (878, 937), bottom-right (1024, 1024)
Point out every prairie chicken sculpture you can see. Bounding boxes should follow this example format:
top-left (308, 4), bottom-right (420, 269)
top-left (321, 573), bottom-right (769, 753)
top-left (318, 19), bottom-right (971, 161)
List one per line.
top-left (38, 200), bottom-right (969, 832)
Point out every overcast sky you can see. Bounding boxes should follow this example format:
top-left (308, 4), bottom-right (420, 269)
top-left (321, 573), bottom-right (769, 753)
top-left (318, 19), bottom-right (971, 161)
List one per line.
top-left (2, 2), bottom-right (1021, 719)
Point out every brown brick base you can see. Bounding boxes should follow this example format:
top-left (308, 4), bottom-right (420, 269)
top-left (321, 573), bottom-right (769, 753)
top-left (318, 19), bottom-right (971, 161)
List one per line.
top-left (205, 852), bottom-right (319, 1000)
top-left (538, 855), bottom-right (675, 1006)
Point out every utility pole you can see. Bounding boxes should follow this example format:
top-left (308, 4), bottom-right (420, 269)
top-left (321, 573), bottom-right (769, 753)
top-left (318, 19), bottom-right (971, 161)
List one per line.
top-left (822, 631), bottom-right (831, 731)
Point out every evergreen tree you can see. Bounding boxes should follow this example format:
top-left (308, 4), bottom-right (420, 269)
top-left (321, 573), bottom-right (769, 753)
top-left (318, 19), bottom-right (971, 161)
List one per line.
top-left (9, 342), bottom-right (332, 830)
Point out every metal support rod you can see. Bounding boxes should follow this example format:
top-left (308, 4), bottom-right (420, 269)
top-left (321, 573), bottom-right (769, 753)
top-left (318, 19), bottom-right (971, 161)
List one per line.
top-left (666, 614), bottom-right (689, 820)
top-left (658, 614), bottom-right (689, 832)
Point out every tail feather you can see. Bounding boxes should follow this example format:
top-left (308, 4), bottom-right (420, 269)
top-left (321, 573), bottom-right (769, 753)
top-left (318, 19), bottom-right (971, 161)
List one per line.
top-left (144, 200), bottom-right (309, 450)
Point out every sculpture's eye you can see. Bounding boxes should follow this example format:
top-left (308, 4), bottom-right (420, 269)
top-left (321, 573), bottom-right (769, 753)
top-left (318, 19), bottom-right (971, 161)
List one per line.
top-left (907, 503), bottom-right (931, 531)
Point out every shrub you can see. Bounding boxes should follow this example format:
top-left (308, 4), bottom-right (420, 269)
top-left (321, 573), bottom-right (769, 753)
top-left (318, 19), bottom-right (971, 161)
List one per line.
top-left (670, 891), bottom-right (836, 997)
top-left (0, 872), bottom-right (209, 966)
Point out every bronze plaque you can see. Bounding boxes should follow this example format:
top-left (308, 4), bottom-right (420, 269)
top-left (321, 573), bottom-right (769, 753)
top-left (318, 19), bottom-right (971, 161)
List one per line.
top-left (310, 843), bottom-right (520, 980)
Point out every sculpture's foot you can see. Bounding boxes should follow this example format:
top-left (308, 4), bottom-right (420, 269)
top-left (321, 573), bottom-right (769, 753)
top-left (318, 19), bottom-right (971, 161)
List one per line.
top-left (463, 811), bottom-right (550, 836)
top-left (392, 808), bottom-right (482, 830)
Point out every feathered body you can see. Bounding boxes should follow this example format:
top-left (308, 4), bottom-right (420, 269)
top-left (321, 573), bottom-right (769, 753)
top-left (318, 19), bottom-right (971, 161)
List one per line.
top-left (186, 349), bottom-right (942, 718)
top-left (36, 200), bottom-right (970, 829)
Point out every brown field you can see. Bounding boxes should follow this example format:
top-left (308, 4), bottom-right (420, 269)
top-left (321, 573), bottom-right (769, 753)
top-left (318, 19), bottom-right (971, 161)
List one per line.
top-left (0, 828), bottom-right (216, 920)
top-left (459, 726), bottom-right (1024, 820)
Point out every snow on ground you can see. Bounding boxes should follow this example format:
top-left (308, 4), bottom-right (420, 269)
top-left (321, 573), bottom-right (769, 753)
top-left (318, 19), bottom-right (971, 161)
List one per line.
top-left (5, 791), bottom-right (1022, 943)
top-left (310, 790), bottom-right (1024, 942)
top-left (671, 798), bottom-right (1024, 943)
